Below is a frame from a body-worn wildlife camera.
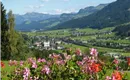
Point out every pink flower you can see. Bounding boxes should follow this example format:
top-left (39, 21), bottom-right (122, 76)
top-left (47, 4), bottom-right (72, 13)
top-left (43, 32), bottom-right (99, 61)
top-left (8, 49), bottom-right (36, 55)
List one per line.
top-left (113, 59), bottom-right (119, 64)
top-left (76, 61), bottom-right (84, 66)
top-left (75, 48), bottom-right (82, 56)
top-left (64, 53), bottom-right (71, 61)
top-left (105, 76), bottom-right (111, 80)
top-left (82, 56), bottom-right (89, 63)
top-left (8, 60), bottom-right (17, 66)
top-left (27, 58), bottom-right (35, 64)
top-left (32, 62), bottom-right (37, 68)
top-left (55, 60), bottom-right (65, 65)
top-left (41, 65), bottom-right (50, 74)
top-left (49, 53), bottom-right (61, 59)
top-left (20, 61), bottom-right (24, 66)
top-left (90, 48), bottom-right (98, 56)
top-left (23, 68), bottom-right (30, 80)
top-left (37, 58), bottom-right (46, 63)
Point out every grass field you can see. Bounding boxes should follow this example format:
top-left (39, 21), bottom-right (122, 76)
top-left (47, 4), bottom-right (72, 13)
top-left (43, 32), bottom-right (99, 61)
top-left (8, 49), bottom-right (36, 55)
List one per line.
top-left (1, 61), bottom-right (15, 80)
top-left (21, 27), bottom-right (130, 56)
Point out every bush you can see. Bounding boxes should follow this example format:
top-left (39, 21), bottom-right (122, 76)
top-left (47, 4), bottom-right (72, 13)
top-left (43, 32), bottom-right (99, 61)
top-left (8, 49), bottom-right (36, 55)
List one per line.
top-left (3, 48), bottom-right (130, 80)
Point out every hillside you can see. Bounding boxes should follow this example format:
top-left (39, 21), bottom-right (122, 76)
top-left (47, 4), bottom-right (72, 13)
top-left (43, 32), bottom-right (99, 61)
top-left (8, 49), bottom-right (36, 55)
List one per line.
top-left (53, 0), bottom-right (130, 29)
top-left (14, 12), bottom-right (60, 24)
top-left (113, 22), bottom-right (130, 37)
top-left (15, 4), bottom-right (107, 31)
top-left (15, 18), bottom-right (60, 31)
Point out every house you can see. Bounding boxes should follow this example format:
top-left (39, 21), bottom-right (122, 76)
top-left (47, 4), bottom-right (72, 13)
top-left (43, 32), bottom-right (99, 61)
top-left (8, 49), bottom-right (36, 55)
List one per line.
top-left (56, 41), bottom-right (62, 44)
top-left (34, 42), bottom-right (42, 47)
top-left (57, 46), bottom-right (64, 50)
top-left (44, 41), bottom-right (50, 48)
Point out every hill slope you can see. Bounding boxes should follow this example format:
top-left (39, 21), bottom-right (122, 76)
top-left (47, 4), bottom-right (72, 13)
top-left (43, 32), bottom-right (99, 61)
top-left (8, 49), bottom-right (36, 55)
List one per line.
top-left (15, 4), bottom-right (107, 31)
top-left (113, 22), bottom-right (130, 37)
top-left (15, 12), bottom-right (60, 24)
top-left (53, 0), bottom-right (130, 29)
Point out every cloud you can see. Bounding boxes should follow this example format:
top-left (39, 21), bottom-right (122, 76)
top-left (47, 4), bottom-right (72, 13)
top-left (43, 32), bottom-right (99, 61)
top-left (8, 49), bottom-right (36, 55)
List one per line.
top-left (24, 4), bottom-right (44, 13)
top-left (28, 5), bottom-right (44, 9)
top-left (54, 8), bottom-right (76, 14)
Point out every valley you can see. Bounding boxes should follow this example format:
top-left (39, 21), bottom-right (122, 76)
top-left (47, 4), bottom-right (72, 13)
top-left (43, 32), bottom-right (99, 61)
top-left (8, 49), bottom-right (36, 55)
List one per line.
top-left (1, 0), bottom-right (130, 79)
top-left (21, 27), bottom-right (130, 57)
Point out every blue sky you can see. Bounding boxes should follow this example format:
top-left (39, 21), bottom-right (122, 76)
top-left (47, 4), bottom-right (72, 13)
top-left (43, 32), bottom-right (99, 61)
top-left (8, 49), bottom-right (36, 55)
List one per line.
top-left (1, 0), bottom-right (116, 15)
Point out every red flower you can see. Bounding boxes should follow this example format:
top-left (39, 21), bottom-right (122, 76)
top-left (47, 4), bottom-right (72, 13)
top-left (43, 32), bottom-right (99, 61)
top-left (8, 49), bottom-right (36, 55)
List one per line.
top-left (1, 61), bottom-right (5, 68)
top-left (112, 71), bottom-right (122, 80)
top-left (91, 63), bottom-right (101, 73)
top-left (126, 57), bottom-right (130, 66)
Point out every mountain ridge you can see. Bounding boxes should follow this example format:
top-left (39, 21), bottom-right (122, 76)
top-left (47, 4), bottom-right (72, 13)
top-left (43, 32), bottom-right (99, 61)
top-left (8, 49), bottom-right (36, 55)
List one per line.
top-left (15, 4), bottom-right (108, 31)
top-left (53, 0), bottom-right (130, 29)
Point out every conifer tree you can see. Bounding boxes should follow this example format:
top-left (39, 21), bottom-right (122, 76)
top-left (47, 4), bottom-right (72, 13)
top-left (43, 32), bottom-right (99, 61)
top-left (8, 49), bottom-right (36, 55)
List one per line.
top-left (1, 2), bottom-right (11, 60)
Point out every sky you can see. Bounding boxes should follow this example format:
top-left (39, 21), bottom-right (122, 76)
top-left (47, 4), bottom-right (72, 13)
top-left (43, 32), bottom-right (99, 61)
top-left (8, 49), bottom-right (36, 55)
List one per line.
top-left (1, 0), bottom-right (116, 15)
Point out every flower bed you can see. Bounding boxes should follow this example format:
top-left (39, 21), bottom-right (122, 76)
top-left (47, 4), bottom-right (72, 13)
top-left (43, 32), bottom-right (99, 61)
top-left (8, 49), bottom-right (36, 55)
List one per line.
top-left (1, 48), bottom-right (130, 80)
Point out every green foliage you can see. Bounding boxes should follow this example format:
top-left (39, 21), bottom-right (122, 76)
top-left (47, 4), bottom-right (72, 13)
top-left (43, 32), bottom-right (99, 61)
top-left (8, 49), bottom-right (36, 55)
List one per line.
top-left (4, 49), bottom-right (130, 80)
top-left (1, 3), bottom-right (10, 60)
top-left (30, 48), bottom-right (59, 59)
top-left (113, 23), bottom-right (130, 37)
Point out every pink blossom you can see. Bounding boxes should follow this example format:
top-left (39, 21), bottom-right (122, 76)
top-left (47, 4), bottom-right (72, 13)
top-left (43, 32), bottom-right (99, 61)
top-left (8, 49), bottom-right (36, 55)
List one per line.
top-left (9, 60), bottom-right (13, 66)
top-left (30, 77), bottom-right (33, 80)
top-left (64, 53), bottom-right (71, 61)
top-left (76, 61), bottom-right (84, 66)
top-left (23, 68), bottom-right (30, 80)
top-left (20, 61), bottom-right (24, 66)
top-left (41, 65), bottom-right (50, 74)
top-left (105, 76), bottom-right (111, 80)
top-left (82, 56), bottom-right (89, 63)
top-left (75, 48), bottom-right (82, 56)
top-left (90, 56), bottom-right (97, 63)
top-left (55, 60), bottom-right (65, 65)
top-left (113, 59), bottom-right (119, 64)
top-left (90, 48), bottom-right (98, 56)
top-left (37, 58), bottom-right (46, 63)
top-left (27, 58), bottom-right (35, 64)
top-left (49, 53), bottom-right (62, 59)
top-left (32, 62), bottom-right (37, 68)
top-left (8, 60), bottom-right (17, 66)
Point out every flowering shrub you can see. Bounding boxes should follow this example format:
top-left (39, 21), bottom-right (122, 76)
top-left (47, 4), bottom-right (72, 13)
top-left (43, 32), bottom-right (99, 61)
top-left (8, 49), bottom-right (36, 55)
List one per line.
top-left (6, 48), bottom-right (129, 80)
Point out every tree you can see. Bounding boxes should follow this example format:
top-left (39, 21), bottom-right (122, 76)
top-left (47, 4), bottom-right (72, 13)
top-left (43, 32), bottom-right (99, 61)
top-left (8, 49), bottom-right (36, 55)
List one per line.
top-left (7, 10), bottom-right (19, 58)
top-left (7, 10), bottom-right (32, 60)
top-left (1, 2), bottom-right (11, 60)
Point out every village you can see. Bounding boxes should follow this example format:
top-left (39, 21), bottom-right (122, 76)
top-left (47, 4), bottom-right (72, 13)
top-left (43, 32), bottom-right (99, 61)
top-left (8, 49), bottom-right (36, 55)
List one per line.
top-left (24, 29), bottom-right (130, 61)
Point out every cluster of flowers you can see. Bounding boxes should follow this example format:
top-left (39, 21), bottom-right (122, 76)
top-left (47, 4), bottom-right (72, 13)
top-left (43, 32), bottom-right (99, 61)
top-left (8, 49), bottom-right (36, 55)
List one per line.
top-left (6, 48), bottom-right (130, 80)
top-left (1, 61), bottom-right (5, 68)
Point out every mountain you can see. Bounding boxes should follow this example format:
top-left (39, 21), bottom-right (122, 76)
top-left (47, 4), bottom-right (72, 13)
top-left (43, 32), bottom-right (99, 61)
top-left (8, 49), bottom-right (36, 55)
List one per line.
top-left (76, 4), bottom-right (108, 18)
top-left (15, 4), bottom-right (107, 31)
top-left (14, 12), bottom-right (60, 24)
top-left (60, 4), bottom-right (108, 20)
top-left (53, 0), bottom-right (130, 29)
top-left (15, 18), bottom-right (60, 31)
